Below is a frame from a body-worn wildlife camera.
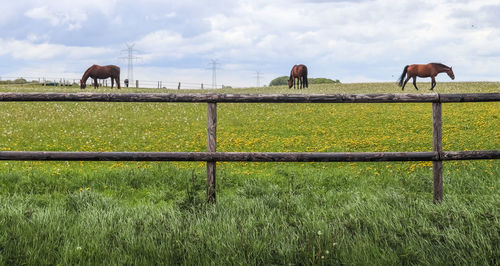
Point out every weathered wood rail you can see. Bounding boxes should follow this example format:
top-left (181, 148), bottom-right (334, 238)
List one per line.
top-left (1, 92), bottom-right (499, 203)
top-left (1, 92), bottom-right (498, 103)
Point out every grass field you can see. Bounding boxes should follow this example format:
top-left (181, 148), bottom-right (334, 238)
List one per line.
top-left (0, 82), bottom-right (499, 265)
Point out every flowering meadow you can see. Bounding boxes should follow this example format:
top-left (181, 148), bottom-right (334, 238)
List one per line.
top-left (0, 82), bottom-right (498, 264)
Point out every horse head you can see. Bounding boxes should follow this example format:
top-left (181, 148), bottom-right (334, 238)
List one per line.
top-left (288, 78), bottom-right (293, 88)
top-left (80, 79), bottom-right (86, 89)
top-left (447, 67), bottom-right (455, 80)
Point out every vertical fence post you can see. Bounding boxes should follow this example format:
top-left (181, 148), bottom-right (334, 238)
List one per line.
top-left (207, 102), bottom-right (217, 203)
top-left (432, 98), bottom-right (443, 204)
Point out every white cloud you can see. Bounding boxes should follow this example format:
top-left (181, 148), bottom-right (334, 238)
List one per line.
top-left (0, 38), bottom-right (112, 60)
top-left (23, 0), bottom-right (120, 30)
top-left (135, 30), bottom-right (216, 62)
top-left (25, 7), bottom-right (58, 26)
top-left (25, 6), bottom-right (88, 30)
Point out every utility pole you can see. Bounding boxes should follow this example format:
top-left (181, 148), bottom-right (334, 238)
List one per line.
top-left (120, 43), bottom-right (139, 83)
top-left (207, 59), bottom-right (220, 89)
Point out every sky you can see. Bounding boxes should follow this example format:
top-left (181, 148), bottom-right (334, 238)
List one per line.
top-left (1, 0), bottom-right (499, 87)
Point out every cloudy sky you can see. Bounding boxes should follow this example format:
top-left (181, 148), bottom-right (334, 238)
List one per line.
top-left (1, 0), bottom-right (499, 87)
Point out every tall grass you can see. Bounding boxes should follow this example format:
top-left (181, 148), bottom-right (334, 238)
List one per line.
top-left (0, 82), bottom-right (499, 264)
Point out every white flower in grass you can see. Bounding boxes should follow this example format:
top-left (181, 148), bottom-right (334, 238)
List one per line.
top-left (317, 230), bottom-right (322, 236)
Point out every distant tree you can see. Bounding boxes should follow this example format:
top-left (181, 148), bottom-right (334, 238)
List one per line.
top-left (14, 78), bottom-right (27, 84)
top-left (269, 76), bottom-right (289, 86)
top-left (269, 76), bottom-right (340, 86)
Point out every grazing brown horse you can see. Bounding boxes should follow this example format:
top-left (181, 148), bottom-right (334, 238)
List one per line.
top-left (80, 65), bottom-right (121, 89)
top-left (288, 64), bottom-right (308, 89)
top-left (398, 63), bottom-right (454, 90)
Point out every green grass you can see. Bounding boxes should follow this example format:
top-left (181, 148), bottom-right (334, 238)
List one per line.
top-left (0, 82), bottom-right (499, 265)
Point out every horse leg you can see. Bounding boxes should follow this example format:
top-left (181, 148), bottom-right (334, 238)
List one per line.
top-left (299, 77), bottom-right (302, 89)
top-left (116, 76), bottom-right (121, 89)
top-left (402, 76), bottom-right (411, 91)
top-left (93, 78), bottom-right (98, 89)
top-left (412, 77), bottom-right (419, 90)
top-left (111, 78), bottom-right (114, 89)
top-left (430, 77), bottom-right (436, 90)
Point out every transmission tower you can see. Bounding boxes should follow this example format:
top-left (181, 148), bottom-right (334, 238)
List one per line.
top-left (207, 59), bottom-right (220, 89)
top-left (120, 43), bottom-right (139, 83)
top-left (254, 71), bottom-right (262, 87)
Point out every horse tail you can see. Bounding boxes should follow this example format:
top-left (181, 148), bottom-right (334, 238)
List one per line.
top-left (303, 66), bottom-right (308, 88)
top-left (398, 65), bottom-right (409, 87)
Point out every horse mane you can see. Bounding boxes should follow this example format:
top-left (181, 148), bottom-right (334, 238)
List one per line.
top-left (290, 65), bottom-right (297, 76)
top-left (430, 63), bottom-right (451, 69)
top-left (81, 65), bottom-right (96, 83)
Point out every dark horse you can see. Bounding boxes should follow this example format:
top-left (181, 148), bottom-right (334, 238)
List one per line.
top-left (80, 65), bottom-right (121, 89)
top-left (288, 64), bottom-right (308, 89)
top-left (398, 63), bottom-right (454, 90)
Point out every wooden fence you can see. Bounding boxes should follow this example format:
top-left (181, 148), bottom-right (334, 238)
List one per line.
top-left (1, 92), bottom-right (499, 203)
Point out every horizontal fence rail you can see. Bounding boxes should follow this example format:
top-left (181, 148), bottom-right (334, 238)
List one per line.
top-left (1, 92), bottom-right (499, 203)
top-left (0, 92), bottom-right (499, 103)
top-left (0, 151), bottom-right (499, 162)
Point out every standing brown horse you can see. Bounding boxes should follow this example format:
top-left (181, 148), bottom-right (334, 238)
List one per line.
top-left (288, 64), bottom-right (308, 89)
top-left (80, 65), bottom-right (121, 89)
top-left (398, 63), bottom-right (454, 90)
